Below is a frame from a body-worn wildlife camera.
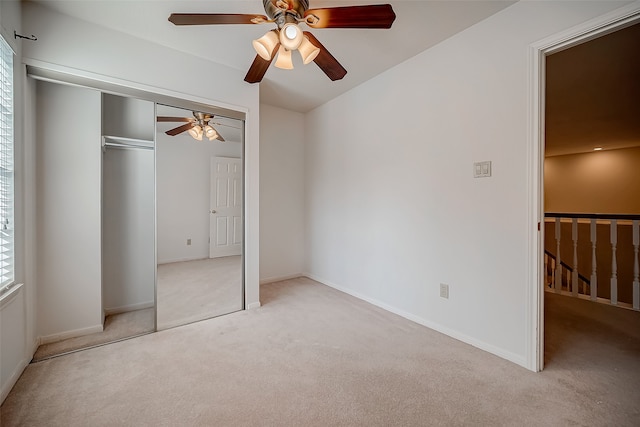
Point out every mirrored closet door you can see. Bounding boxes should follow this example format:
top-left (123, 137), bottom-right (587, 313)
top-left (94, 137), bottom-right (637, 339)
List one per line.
top-left (155, 104), bottom-right (244, 330)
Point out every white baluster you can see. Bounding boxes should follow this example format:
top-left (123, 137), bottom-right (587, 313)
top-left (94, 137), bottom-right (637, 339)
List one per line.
top-left (633, 220), bottom-right (639, 310)
top-left (590, 219), bottom-right (598, 301)
top-left (544, 253), bottom-right (549, 287)
top-left (610, 220), bottom-right (618, 306)
top-left (555, 218), bottom-right (562, 292)
top-left (572, 219), bottom-right (579, 297)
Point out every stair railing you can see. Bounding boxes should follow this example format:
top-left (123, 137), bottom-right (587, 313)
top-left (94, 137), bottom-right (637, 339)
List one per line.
top-left (544, 213), bottom-right (640, 311)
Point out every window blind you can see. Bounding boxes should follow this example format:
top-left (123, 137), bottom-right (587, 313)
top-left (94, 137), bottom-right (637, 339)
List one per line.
top-left (0, 36), bottom-right (14, 288)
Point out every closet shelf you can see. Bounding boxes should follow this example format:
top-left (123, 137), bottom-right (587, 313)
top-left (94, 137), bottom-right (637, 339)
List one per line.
top-left (103, 135), bottom-right (154, 150)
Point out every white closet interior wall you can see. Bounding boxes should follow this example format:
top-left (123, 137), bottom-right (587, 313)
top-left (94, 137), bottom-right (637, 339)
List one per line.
top-left (101, 94), bottom-right (155, 315)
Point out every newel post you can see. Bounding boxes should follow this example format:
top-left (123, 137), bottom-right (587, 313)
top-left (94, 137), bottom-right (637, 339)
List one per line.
top-left (571, 219), bottom-right (579, 297)
top-left (610, 220), bottom-right (618, 306)
top-left (555, 217), bottom-right (562, 292)
top-left (590, 219), bottom-right (598, 301)
top-left (633, 220), bottom-right (639, 310)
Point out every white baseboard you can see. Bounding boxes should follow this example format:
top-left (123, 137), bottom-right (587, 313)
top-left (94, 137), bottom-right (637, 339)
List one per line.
top-left (158, 256), bottom-right (207, 265)
top-left (304, 273), bottom-right (528, 369)
top-left (39, 324), bottom-right (104, 345)
top-left (260, 273), bottom-right (303, 285)
top-left (247, 301), bottom-right (261, 310)
top-left (104, 300), bottom-right (154, 316)
top-left (1, 355), bottom-right (30, 405)
top-left (30, 337), bottom-right (40, 356)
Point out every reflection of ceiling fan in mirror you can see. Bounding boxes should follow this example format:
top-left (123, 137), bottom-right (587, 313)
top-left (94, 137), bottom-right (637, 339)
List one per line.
top-left (158, 112), bottom-right (226, 142)
top-left (168, 0), bottom-right (396, 83)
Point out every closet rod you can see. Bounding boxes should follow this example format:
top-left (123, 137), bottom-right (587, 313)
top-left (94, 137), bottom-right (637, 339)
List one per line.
top-left (103, 142), bottom-right (154, 151)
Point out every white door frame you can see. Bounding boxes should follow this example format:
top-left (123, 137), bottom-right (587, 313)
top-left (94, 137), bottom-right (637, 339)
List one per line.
top-left (527, 2), bottom-right (640, 372)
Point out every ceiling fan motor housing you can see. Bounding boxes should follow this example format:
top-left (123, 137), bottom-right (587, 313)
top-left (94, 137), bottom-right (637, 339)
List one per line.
top-left (264, 0), bottom-right (309, 27)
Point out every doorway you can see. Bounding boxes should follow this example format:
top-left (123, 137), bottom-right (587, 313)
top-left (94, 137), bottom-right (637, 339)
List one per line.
top-left (532, 6), bottom-right (640, 371)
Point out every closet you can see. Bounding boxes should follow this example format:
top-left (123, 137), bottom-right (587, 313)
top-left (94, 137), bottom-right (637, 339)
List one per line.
top-left (34, 81), bottom-right (155, 350)
top-left (31, 69), bottom-right (246, 357)
top-left (101, 94), bottom-right (155, 326)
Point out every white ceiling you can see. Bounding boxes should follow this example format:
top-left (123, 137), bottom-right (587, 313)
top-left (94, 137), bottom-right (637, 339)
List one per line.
top-left (30, 0), bottom-right (514, 112)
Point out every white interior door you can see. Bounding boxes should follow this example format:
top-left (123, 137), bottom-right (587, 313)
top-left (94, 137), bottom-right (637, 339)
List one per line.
top-left (210, 157), bottom-right (242, 258)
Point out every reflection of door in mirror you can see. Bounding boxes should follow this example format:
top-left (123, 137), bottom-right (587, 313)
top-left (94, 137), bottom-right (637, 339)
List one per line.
top-left (156, 104), bottom-right (244, 330)
top-left (210, 157), bottom-right (242, 259)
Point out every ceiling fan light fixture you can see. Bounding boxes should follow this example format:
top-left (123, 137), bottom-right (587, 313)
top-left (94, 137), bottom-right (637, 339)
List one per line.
top-left (188, 125), bottom-right (204, 141)
top-left (252, 30), bottom-right (279, 61)
top-left (274, 46), bottom-right (294, 69)
top-left (298, 36), bottom-right (320, 64)
top-left (279, 23), bottom-right (303, 50)
top-left (204, 124), bottom-right (219, 140)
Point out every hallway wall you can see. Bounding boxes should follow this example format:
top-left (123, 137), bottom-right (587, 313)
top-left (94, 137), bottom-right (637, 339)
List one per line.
top-left (545, 147), bottom-right (640, 214)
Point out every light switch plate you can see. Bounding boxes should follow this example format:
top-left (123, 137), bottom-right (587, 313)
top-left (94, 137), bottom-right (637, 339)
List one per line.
top-left (440, 283), bottom-right (449, 299)
top-left (474, 161), bottom-right (492, 178)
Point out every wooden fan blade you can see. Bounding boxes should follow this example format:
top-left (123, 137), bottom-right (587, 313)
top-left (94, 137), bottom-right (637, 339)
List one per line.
top-left (157, 116), bottom-right (193, 122)
top-left (216, 132), bottom-right (226, 142)
top-left (304, 4), bottom-right (396, 29)
top-left (303, 32), bottom-right (347, 81)
top-left (244, 42), bottom-right (280, 84)
top-left (169, 13), bottom-right (268, 25)
top-left (166, 122), bottom-right (194, 136)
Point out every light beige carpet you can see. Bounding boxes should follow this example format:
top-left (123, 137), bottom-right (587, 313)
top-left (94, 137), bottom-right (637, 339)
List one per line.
top-left (156, 256), bottom-right (243, 330)
top-left (31, 308), bottom-right (155, 362)
top-left (32, 256), bottom-right (242, 360)
top-left (2, 278), bottom-right (639, 426)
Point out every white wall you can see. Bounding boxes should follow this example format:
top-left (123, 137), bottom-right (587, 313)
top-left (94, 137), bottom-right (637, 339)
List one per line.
top-left (101, 94), bottom-right (156, 314)
top-left (102, 94), bottom-right (156, 141)
top-left (0, 0), bottom-right (20, 54)
top-left (303, 1), bottom-right (630, 368)
top-left (21, 1), bottom-right (261, 309)
top-left (0, 285), bottom-right (25, 403)
top-left (259, 104), bottom-right (305, 283)
top-left (157, 132), bottom-right (241, 264)
top-left (35, 81), bottom-right (103, 341)
top-left (102, 147), bottom-right (156, 313)
top-left (0, 0), bottom-right (33, 405)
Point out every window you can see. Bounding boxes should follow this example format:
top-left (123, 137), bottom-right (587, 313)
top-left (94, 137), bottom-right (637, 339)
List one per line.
top-left (0, 35), bottom-right (14, 288)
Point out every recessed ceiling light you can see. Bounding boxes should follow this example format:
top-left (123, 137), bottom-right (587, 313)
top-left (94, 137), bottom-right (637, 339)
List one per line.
top-left (593, 147), bottom-right (603, 151)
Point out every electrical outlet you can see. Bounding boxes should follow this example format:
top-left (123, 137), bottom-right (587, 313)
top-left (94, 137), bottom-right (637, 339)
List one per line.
top-left (440, 283), bottom-right (449, 299)
top-left (187, 239), bottom-right (192, 246)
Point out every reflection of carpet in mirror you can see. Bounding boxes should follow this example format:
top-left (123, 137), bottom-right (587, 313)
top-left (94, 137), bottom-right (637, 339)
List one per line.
top-left (157, 256), bottom-right (242, 330)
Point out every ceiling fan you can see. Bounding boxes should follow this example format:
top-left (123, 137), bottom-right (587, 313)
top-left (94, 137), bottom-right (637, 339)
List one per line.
top-left (168, 0), bottom-right (396, 83)
top-left (158, 112), bottom-right (226, 142)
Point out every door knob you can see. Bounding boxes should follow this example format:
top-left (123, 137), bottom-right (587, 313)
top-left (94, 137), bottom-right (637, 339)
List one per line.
top-left (210, 210), bottom-right (217, 214)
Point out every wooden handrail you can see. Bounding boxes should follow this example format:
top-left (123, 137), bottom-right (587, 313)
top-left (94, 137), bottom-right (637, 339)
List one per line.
top-left (544, 249), bottom-right (591, 286)
top-left (545, 212), bottom-right (640, 220)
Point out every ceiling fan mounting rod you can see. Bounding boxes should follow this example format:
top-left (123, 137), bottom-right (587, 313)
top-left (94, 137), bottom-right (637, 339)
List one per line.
top-left (264, 0), bottom-right (308, 28)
